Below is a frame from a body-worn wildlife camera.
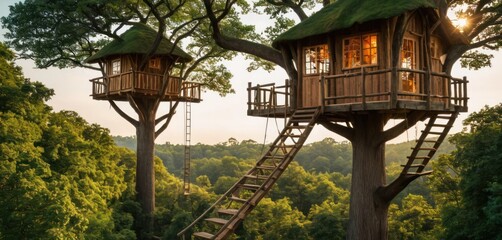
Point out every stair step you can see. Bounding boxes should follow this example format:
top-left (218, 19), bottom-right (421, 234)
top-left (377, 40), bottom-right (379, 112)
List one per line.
top-left (206, 218), bottom-right (228, 225)
top-left (244, 174), bottom-right (269, 180)
top-left (431, 124), bottom-right (449, 127)
top-left (294, 108), bottom-right (318, 114)
top-left (229, 196), bottom-right (247, 203)
top-left (218, 208), bottom-right (239, 216)
top-left (193, 231), bottom-right (215, 239)
top-left (255, 165), bottom-right (276, 170)
top-left (435, 115), bottom-right (452, 119)
top-left (406, 170), bottom-right (433, 176)
top-left (422, 140), bottom-right (437, 143)
top-left (401, 164), bottom-right (425, 167)
top-left (426, 131), bottom-right (444, 135)
top-left (412, 147), bottom-right (437, 151)
top-left (407, 156), bottom-right (430, 159)
top-left (240, 183), bottom-right (261, 190)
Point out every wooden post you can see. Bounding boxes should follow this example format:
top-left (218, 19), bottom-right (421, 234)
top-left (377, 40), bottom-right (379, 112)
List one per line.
top-left (391, 67), bottom-right (398, 108)
top-left (425, 69), bottom-right (431, 110)
top-left (463, 76), bottom-right (468, 109)
top-left (361, 67), bottom-right (366, 110)
top-left (247, 82), bottom-right (252, 112)
top-left (320, 74), bottom-right (325, 113)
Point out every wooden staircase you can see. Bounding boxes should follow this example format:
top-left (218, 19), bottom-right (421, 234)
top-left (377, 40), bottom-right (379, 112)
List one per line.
top-left (401, 111), bottom-right (459, 176)
top-left (178, 107), bottom-right (321, 240)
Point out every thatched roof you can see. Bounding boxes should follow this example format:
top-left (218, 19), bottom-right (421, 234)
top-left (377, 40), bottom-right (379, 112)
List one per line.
top-left (273, 0), bottom-right (437, 48)
top-left (86, 23), bottom-right (192, 63)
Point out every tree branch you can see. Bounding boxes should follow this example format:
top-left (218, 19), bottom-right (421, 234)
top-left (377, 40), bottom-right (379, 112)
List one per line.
top-left (155, 100), bottom-right (180, 138)
top-left (375, 174), bottom-right (422, 206)
top-left (318, 117), bottom-right (354, 141)
top-left (379, 111), bottom-right (427, 143)
top-left (203, 0), bottom-right (286, 68)
top-left (108, 100), bottom-right (139, 127)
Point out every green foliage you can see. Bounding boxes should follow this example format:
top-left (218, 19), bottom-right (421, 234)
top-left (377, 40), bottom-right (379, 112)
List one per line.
top-left (388, 194), bottom-right (442, 240)
top-left (0, 42), bottom-right (136, 239)
top-left (438, 104), bottom-right (502, 240)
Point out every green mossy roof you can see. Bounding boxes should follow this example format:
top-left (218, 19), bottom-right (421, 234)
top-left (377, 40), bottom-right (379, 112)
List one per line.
top-left (86, 23), bottom-right (192, 63)
top-left (273, 0), bottom-right (436, 48)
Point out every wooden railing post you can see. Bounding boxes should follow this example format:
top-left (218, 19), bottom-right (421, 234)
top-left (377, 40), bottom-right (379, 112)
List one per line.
top-left (320, 73), bottom-right (326, 113)
top-left (391, 67), bottom-right (398, 108)
top-left (361, 67), bottom-right (366, 110)
top-left (463, 76), bottom-right (468, 109)
top-left (425, 69), bottom-right (431, 110)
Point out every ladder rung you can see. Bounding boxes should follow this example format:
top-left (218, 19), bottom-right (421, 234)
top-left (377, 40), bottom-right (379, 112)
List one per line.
top-left (435, 115), bottom-right (452, 119)
top-left (218, 209), bottom-right (238, 216)
top-left (294, 108), bottom-right (318, 114)
top-left (407, 156), bottom-right (430, 159)
top-left (406, 170), bottom-right (433, 176)
top-left (229, 196), bottom-right (247, 203)
top-left (205, 218), bottom-right (228, 225)
top-left (193, 231), bottom-right (215, 239)
top-left (412, 147), bottom-right (436, 151)
top-left (422, 140), bottom-right (437, 143)
top-left (240, 184), bottom-right (261, 190)
top-left (431, 124), bottom-right (449, 127)
top-left (401, 164), bottom-right (425, 168)
top-left (426, 131), bottom-right (443, 135)
top-left (274, 144), bottom-right (296, 149)
top-left (244, 174), bottom-right (269, 180)
top-left (255, 165), bottom-right (276, 170)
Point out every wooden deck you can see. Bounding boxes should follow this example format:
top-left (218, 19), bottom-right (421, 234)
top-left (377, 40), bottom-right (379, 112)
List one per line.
top-left (90, 71), bottom-right (202, 102)
top-left (247, 68), bottom-right (468, 118)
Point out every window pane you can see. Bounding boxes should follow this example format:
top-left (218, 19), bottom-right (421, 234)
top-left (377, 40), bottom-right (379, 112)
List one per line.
top-left (343, 37), bottom-right (361, 68)
top-left (112, 59), bottom-right (121, 75)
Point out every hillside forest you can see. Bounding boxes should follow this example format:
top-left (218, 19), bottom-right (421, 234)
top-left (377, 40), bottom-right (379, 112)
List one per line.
top-left (1, 41), bottom-right (501, 239)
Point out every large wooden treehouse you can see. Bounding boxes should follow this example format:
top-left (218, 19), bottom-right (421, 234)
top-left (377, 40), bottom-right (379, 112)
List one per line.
top-left (85, 23), bottom-right (201, 219)
top-left (179, 0), bottom-right (468, 239)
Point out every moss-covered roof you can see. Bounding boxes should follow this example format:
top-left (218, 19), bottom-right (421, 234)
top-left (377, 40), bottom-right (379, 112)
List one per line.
top-left (273, 0), bottom-right (436, 48)
top-left (86, 23), bottom-right (193, 63)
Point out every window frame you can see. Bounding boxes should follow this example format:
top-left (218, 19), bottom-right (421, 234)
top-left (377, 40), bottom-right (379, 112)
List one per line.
top-left (111, 58), bottom-right (121, 75)
top-left (400, 37), bottom-right (419, 92)
top-left (303, 44), bottom-right (330, 76)
top-left (342, 33), bottom-right (378, 69)
top-left (149, 57), bottom-right (161, 69)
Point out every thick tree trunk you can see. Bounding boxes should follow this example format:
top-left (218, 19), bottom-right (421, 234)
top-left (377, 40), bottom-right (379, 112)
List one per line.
top-left (135, 101), bottom-right (157, 239)
top-left (347, 114), bottom-right (389, 240)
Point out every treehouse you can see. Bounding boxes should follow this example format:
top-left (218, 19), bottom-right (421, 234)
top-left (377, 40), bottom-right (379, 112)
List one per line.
top-left (248, 0), bottom-right (468, 118)
top-left (179, 1), bottom-right (470, 239)
top-left (85, 23), bottom-right (201, 102)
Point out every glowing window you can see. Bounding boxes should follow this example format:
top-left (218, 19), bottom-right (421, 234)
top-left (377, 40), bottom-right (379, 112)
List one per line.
top-left (111, 59), bottom-right (121, 75)
top-left (304, 44), bottom-right (330, 75)
top-left (343, 33), bottom-right (378, 68)
top-left (401, 38), bottom-right (417, 92)
top-left (149, 57), bottom-right (161, 69)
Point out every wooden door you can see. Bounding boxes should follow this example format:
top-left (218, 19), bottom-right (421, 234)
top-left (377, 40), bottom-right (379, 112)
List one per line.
top-left (302, 75), bottom-right (321, 107)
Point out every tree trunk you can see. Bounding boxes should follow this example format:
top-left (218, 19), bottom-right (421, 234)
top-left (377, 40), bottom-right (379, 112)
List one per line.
top-left (347, 114), bottom-right (389, 240)
top-left (135, 101), bottom-right (157, 239)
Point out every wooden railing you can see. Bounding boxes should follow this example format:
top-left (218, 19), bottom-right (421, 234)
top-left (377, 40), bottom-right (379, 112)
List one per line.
top-left (90, 71), bottom-right (202, 101)
top-left (247, 80), bottom-right (290, 114)
top-left (320, 67), bottom-right (467, 111)
top-left (246, 68), bottom-right (467, 114)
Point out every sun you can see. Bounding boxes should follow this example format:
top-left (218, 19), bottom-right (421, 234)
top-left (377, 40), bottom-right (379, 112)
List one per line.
top-left (455, 17), bottom-right (468, 32)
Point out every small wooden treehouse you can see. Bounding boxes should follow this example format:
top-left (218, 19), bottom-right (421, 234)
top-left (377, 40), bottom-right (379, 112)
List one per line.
top-left (180, 1), bottom-right (468, 239)
top-left (86, 23), bottom-right (201, 102)
top-left (86, 23), bottom-right (202, 222)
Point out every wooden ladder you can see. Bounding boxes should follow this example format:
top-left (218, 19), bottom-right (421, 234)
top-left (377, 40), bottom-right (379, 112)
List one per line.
top-left (178, 107), bottom-right (321, 240)
top-left (401, 111), bottom-right (459, 176)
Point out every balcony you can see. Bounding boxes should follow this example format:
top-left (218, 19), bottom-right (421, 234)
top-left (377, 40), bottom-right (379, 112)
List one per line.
top-left (90, 71), bottom-right (201, 102)
top-left (247, 68), bottom-right (468, 118)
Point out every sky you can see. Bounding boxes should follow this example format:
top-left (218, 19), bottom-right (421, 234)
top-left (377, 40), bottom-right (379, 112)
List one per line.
top-left (1, 1), bottom-right (501, 146)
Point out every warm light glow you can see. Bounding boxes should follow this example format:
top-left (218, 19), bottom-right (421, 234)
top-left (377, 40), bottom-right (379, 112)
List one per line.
top-left (454, 18), bottom-right (468, 32)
